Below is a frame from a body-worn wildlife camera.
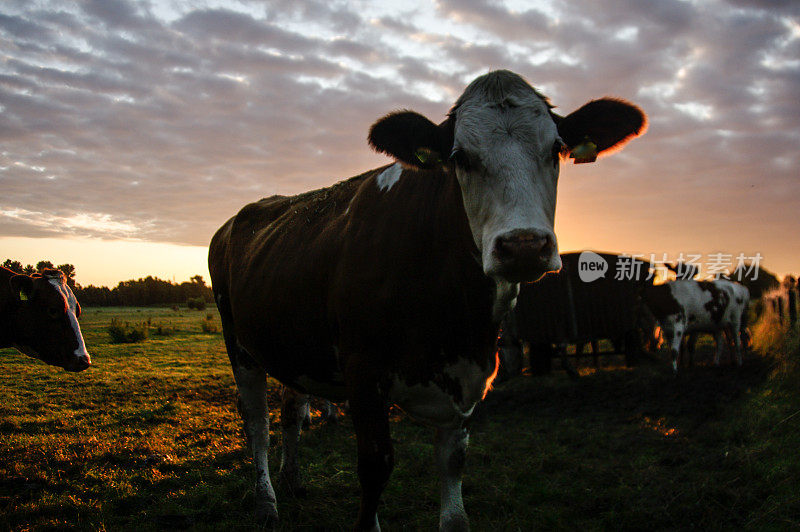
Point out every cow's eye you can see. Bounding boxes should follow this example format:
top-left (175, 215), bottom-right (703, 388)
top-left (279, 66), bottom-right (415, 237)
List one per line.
top-left (449, 148), bottom-right (470, 171)
top-left (47, 307), bottom-right (61, 319)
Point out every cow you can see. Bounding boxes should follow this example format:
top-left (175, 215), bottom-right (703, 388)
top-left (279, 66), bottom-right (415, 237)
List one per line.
top-left (0, 266), bottom-right (91, 372)
top-left (666, 261), bottom-right (700, 280)
top-left (209, 70), bottom-right (646, 530)
top-left (645, 279), bottom-right (749, 374)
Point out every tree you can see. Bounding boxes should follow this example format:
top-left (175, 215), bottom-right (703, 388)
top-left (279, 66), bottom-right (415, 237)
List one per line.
top-left (2, 259), bottom-right (23, 273)
top-left (36, 260), bottom-right (54, 271)
top-left (55, 264), bottom-right (77, 289)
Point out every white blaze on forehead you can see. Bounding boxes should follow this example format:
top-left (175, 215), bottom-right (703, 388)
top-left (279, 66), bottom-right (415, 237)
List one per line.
top-left (49, 278), bottom-right (89, 358)
top-left (376, 163), bottom-right (403, 192)
top-left (451, 87), bottom-right (561, 277)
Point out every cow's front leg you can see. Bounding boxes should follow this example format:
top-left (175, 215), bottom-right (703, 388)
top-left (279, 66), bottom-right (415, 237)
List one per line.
top-left (436, 426), bottom-right (470, 532)
top-left (279, 387), bottom-right (308, 495)
top-left (663, 324), bottom-right (681, 375)
top-left (347, 371), bottom-right (393, 531)
top-left (231, 363), bottom-right (278, 525)
top-left (712, 330), bottom-right (725, 366)
top-left (732, 326), bottom-right (743, 366)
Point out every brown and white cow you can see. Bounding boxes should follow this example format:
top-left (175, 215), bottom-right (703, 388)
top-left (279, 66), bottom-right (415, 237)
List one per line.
top-left (209, 70), bottom-right (645, 530)
top-left (0, 267), bottom-right (91, 372)
top-left (645, 279), bottom-right (749, 373)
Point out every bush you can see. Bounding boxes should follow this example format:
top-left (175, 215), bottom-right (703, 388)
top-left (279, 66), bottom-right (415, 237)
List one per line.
top-left (107, 318), bottom-right (149, 343)
top-left (200, 316), bottom-right (219, 334)
top-left (151, 322), bottom-right (176, 336)
top-left (186, 297), bottom-right (206, 311)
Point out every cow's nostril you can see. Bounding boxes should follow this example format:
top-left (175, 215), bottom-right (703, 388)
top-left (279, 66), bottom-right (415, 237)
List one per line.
top-left (67, 355), bottom-right (91, 372)
top-left (495, 234), bottom-right (548, 257)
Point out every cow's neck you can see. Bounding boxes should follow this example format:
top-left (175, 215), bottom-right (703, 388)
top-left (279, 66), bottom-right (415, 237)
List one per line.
top-left (435, 168), bottom-right (519, 323)
top-left (401, 166), bottom-right (519, 326)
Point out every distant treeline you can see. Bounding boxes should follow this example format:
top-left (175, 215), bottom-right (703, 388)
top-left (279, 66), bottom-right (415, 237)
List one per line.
top-left (3, 256), bottom-right (783, 307)
top-left (2, 259), bottom-right (213, 307)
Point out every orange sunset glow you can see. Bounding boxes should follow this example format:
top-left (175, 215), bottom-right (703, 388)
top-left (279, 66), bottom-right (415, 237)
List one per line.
top-left (1, 1), bottom-right (798, 286)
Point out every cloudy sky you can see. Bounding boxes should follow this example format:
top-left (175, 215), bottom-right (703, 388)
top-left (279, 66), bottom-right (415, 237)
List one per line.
top-left (1, 0), bottom-right (798, 286)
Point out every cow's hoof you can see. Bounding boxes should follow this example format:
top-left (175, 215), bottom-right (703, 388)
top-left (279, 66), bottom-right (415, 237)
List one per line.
top-left (355, 513), bottom-right (381, 531)
top-left (254, 499), bottom-right (278, 528)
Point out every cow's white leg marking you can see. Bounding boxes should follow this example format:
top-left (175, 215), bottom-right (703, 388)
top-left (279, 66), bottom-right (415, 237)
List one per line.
top-left (376, 163), bottom-right (403, 192)
top-left (231, 363), bottom-right (278, 524)
top-left (436, 427), bottom-right (470, 532)
top-left (661, 320), bottom-right (681, 375)
top-left (279, 387), bottom-right (308, 494)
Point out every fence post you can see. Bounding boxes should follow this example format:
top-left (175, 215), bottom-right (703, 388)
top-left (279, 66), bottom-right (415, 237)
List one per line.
top-left (783, 276), bottom-right (797, 327)
top-left (777, 296), bottom-right (785, 325)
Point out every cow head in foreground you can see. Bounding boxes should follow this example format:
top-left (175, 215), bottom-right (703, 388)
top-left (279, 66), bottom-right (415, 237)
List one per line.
top-left (369, 70), bottom-right (646, 282)
top-left (4, 268), bottom-right (90, 372)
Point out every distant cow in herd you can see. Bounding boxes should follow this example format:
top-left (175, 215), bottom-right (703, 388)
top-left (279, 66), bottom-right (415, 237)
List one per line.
top-left (0, 266), bottom-right (91, 372)
top-left (645, 279), bottom-right (749, 374)
top-left (209, 70), bottom-right (646, 530)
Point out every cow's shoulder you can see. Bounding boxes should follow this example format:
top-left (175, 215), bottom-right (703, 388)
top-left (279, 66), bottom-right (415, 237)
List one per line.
top-left (647, 283), bottom-right (684, 319)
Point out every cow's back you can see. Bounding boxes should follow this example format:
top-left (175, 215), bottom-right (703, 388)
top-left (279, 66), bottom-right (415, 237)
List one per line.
top-left (209, 169), bottom-right (379, 387)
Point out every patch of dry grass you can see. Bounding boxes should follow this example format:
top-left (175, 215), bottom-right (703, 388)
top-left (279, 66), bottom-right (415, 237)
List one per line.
top-left (1, 307), bottom-right (798, 530)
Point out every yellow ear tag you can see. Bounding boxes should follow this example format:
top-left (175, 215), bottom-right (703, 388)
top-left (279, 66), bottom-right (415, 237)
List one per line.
top-left (414, 147), bottom-right (441, 166)
top-left (570, 138), bottom-right (598, 164)
top-left (19, 290), bottom-right (29, 301)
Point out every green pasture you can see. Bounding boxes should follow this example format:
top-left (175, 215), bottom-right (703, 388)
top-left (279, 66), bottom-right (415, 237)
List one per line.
top-left (1, 307), bottom-right (798, 530)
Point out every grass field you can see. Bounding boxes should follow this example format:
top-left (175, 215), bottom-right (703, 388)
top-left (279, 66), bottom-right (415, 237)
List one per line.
top-left (1, 307), bottom-right (798, 530)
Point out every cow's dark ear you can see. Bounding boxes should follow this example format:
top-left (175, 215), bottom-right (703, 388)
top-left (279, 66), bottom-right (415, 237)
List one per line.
top-left (368, 110), bottom-right (452, 169)
top-left (555, 98), bottom-right (646, 164)
top-left (10, 274), bottom-right (34, 302)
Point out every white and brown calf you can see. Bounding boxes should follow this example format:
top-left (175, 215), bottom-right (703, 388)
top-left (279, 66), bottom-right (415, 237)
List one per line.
top-left (646, 279), bottom-right (749, 373)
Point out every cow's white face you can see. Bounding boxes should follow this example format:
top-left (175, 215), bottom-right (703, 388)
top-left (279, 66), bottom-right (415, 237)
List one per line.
top-left (368, 70), bottom-right (647, 284)
top-left (450, 90), bottom-right (562, 282)
top-left (10, 271), bottom-right (91, 372)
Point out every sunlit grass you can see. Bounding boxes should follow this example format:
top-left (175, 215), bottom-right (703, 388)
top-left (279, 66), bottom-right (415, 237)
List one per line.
top-left (0, 307), bottom-right (798, 529)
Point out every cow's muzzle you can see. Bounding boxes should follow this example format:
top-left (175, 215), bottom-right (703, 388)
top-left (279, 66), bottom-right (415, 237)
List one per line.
top-left (65, 353), bottom-right (92, 372)
top-left (490, 229), bottom-right (560, 282)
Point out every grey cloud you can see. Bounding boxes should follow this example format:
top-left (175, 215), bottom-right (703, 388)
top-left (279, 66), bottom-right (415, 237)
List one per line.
top-left (0, 0), bottom-right (797, 272)
top-left (0, 13), bottom-right (54, 41)
top-left (435, 0), bottom-right (552, 40)
top-left (81, 0), bottom-right (144, 29)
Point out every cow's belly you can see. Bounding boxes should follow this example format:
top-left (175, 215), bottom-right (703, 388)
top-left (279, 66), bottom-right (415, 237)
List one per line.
top-left (291, 373), bottom-right (349, 402)
top-left (684, 312), bottom-right (724, 334)
top-left (388, 357), bottom-right (498, 429)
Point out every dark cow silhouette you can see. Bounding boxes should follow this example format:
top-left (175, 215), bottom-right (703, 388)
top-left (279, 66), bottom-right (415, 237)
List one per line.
top-left (209, 70), bottom-right (645, 530)
top-left (0, 267), bottom-right (90, 372)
